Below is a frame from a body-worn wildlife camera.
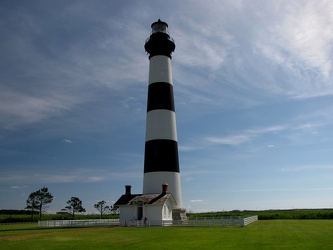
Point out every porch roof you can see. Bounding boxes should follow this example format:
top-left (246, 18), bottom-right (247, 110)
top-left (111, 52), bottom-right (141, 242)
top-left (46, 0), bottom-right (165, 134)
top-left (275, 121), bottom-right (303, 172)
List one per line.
top-left (114, 193), bottom-right (176, 206)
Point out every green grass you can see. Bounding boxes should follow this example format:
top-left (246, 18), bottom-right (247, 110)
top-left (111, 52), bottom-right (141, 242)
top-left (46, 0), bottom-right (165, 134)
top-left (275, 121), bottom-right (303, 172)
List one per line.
top-left (1, 220), bottom-right (333, 249)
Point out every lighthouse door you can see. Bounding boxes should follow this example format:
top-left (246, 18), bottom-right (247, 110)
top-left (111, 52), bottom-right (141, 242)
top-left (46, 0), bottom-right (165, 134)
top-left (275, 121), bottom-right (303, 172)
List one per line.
top-left (137, 202), bottom-right (143, 220)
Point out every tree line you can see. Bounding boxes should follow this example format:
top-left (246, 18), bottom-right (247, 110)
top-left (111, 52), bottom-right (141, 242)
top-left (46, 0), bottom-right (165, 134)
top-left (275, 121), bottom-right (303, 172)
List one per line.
top-left (25, 187), bottom-right (116, 220)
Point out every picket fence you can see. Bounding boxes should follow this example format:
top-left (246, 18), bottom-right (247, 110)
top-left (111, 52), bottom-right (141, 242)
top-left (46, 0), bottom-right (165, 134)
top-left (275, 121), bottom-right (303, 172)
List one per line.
top-left (38, 216), bottom-right (257, 228)
top-left (38, 219), bottom-right (119, 227)
top-left (171, 215), bottom-right (258, 227)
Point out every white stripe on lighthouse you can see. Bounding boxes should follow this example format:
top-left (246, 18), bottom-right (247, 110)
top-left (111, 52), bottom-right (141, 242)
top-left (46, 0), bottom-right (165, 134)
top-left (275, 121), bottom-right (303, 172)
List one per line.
top-left (149, 56), bottom-right (173, 85)
top-left (143, 172), bottom-right (182, 208)
top-left (145, 110), bottom-right (177, 141)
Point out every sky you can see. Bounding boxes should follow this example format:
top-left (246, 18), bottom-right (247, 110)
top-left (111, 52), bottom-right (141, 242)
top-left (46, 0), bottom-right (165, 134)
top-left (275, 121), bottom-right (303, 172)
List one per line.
top-left (1, 0), bottom-right (333, 214)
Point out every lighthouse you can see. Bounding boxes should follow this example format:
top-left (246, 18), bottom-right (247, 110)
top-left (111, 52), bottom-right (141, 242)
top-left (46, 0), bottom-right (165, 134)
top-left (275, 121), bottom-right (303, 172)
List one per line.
top-left (143, 19), bottom-right (186, 220)
top-left (114, 20), bottom-right (186, 225)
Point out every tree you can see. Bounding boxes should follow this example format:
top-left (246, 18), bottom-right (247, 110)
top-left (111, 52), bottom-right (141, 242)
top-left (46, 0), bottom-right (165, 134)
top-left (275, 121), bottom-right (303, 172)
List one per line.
top-left (111, 206), bottom-right (119, 215)
top-left (94, 200), bottom-right (110, 218)
top-left (26, 187), bottom-right (53, 220)
top-left (66, 197), bottom-right (86, 219)
top-left (26, 193), bottom-right (38, 220)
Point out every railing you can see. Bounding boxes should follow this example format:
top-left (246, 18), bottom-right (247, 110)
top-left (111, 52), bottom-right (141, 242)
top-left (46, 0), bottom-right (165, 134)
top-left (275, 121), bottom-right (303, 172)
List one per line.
top-left (38, 216), bottom-right (258, 228)
top-left (174, 216), bottom-right (258, 227)
top-left (242, 215), bottom-right (258, 226)
top-left (123, 219), bottom-right (172, 227)
top-left (38, 219), bottom-right (119, 228)
top-left (123, 216), bottom-right (258, 227)
top-left (145, 35), bottom-right (175, 45)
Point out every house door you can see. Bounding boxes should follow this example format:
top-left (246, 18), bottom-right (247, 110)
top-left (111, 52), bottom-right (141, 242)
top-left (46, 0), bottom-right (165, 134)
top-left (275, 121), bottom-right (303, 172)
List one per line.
top-left (137, 202), bottom-right (143, 220)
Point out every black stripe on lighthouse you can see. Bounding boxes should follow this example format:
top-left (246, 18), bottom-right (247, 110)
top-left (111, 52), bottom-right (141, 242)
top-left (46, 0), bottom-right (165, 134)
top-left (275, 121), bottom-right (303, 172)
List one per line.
top-left (147, 82), bottom-right (175, 112)
top-left (144, 140), bottom-right (180, 173)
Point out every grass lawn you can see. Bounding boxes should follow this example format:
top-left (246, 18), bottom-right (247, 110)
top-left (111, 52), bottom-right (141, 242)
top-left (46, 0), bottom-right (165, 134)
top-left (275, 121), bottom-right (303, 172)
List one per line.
top-left (1, 220), bottom-right (333, 249)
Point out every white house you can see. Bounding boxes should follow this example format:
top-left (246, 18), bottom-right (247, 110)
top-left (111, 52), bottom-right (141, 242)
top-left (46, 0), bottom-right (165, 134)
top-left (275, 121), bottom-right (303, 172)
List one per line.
top-left (114, 184), bottom-right (177, 226)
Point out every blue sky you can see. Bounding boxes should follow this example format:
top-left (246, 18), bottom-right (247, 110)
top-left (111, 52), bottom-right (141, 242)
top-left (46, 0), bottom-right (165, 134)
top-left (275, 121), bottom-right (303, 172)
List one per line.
top-left (1, 0), bottom-right (333, 213)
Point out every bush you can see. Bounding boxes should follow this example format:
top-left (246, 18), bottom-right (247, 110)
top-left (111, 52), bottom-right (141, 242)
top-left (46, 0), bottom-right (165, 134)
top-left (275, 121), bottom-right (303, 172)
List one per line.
top-left (188, 209), bottom-right (333, 220)
top-left (1, 217), bottom-right (37, 223)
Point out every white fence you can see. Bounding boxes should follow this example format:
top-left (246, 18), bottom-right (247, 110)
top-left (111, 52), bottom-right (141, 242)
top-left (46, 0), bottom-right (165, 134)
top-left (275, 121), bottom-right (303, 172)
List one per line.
top-left (177, 216), bottom-right (258, 227)
top-left (38, 219), bottom-right (119, 228)
top-left (242, 215), bottom-right (258, 226)
top-left (123, 219), bottom-right (173, 227)
top-left (38, 216), bottom-right (258, 228)
top-left (124, 216), bottom-right (258, 227)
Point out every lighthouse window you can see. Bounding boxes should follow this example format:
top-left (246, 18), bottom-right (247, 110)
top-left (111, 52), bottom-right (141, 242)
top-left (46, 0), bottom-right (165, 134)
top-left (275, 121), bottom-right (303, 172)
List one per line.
top-left (152, 23), bottom-right (167, 34)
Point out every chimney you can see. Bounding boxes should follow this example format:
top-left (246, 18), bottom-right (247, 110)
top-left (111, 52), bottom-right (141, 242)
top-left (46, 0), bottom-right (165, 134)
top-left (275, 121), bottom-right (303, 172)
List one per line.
top-left (162, 183), bottom-right (168, 195)
top-left (125, 185), bottom-right (131, 195)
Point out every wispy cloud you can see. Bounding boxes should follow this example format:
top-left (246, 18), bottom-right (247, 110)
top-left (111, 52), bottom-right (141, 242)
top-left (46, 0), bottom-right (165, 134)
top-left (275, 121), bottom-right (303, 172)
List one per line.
top-left (0, 168), bottom-right (142, 184)
top-left (189, 199), bottom-right (204, 203)
top-left (205, 134), bottom-right (251, 146)
top-left (180, 116), bottom-right (333, 152)
top-left (255, 1), bottom-right (333, 98)
top-left (0, 87), bottom-right (83, 130)
top-left (0, 4), bottom-right (148, 131)
top-left (281, 1), bottom-right (333, 78)
top-left (246, 125), bottom-right (287, 134)
top-left (279, 164), bottom-right (333, 173)
top-left (10, 185), bottom-right (26, 189)
top-left (230, 187), bottom-right (333, 193)
top-left (180, 124), bottom-right (288, 152)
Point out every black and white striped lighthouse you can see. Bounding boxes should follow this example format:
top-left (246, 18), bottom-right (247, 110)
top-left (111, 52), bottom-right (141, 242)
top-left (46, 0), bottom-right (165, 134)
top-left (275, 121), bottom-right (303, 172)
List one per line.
top-left (143, 20), bottom-right (185, 218)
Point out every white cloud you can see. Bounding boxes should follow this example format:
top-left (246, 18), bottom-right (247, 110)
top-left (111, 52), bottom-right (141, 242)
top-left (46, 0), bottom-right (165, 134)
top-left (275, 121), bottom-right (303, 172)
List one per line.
top-left (0, 4), bottom-right (149, 131)
top-left (230, 187), bottom-right (333, 193)
top-left (0, 168), bottom-right (142, 184)
top-left (0, 87), bottom-right (83, 129)
top-left (87, 176), bottom-right (104, 182)
top-left (180, 118), bottom-right (332, 153)
top-left (205, 134), bottom-right (251, 146)
top-left (247, 125), bottom-right (287, 135)
top-left (279, 164), bottom-right (333, 173)
top-left (255, 0), bottom-right (333, 98)
top-left (178, 144), bottom-right (201, 152)
top-left (189, 114), bottom-right (333, 152)
top-left (174, 14), bottom-right (237, 72)
top-left (189, 199), bottom-right (204, 203)
top-left (280, 1), bottom-right (333, 78)
top-left (63, 139), bottom-right (73, 144)
top-left (10, 185), bottom-right (25, 189)
top-left (180, 124), bottom-right (289, 152)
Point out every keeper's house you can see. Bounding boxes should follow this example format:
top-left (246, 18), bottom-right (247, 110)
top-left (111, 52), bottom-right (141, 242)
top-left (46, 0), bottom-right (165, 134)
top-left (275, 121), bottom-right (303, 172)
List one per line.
top-left (114, 184), bottom-right (176, 226)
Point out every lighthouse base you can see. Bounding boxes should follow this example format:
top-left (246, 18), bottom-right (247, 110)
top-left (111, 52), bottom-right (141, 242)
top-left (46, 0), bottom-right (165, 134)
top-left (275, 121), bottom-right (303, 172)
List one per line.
top-left (172, 208), bottom-right (187, 222)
